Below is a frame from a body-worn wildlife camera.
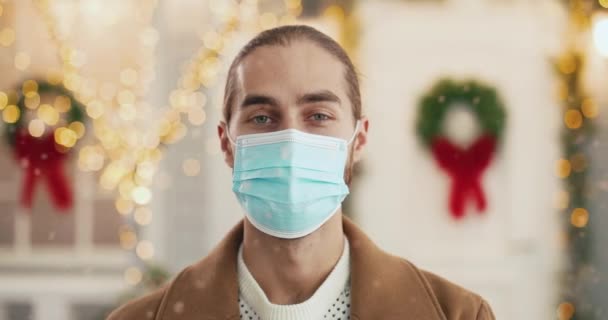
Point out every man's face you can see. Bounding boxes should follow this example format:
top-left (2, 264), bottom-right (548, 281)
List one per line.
top-left (218, 40), bottom-right (369, 174)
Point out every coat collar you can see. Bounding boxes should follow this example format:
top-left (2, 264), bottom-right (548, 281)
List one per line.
top-left (157, 216), bottom-right (444, 320)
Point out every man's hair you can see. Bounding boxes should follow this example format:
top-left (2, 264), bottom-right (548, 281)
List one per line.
top-left (222, 25), bottom-right (361, 124)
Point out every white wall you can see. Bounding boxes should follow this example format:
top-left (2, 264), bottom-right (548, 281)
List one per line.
top-left (353, 1), bottom-right (565, 319)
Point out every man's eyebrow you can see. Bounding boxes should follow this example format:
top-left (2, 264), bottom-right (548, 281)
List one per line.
top-left (240, 94), bottom-right (279, 109)
top-left (296, 90), bottom-right (341, 105)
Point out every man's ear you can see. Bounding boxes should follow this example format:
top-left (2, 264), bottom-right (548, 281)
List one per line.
top-left (218, 121), bottom-right (234, 169)
top-left (352, 117), bottom-right (369, 163)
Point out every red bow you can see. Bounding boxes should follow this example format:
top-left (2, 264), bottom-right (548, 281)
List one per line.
top-left (431, 135), bottom-right (496, 219)
top-left (13, 129), bottom-right (73, 211)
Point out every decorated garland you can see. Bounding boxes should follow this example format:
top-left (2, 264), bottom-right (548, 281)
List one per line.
top-left (416, 79), bottom-right (506, 219)
top-left (4, 80), bottom-right (86, 212)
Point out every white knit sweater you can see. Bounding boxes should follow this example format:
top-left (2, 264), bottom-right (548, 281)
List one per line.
top-left (237, 238), bottom-right (351, 320)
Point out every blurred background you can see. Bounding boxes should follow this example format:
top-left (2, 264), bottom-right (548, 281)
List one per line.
top-left (0, 0), bottom-right (606, 319)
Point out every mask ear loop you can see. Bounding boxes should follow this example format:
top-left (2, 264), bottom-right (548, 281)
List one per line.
top-left (347, 120), bottom-right (361, 145)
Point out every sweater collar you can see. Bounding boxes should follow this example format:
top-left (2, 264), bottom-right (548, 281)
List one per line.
top-left (237, 237), bottom-right (350, 320)
top-left (156, 216), bottom-right (443, 320)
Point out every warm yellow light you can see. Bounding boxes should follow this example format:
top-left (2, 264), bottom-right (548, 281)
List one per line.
top-left (0, 92), bottom-right (7, 110)
top-left (182, 158), bottom-right (201, 177)
top-left (99, 130), bottom-right (121, 151)
top-left (284, 0), bottom-right (301, 10)
top-left (162, 122), bottom-right (187, 144)
top-left (555, 159), bottom-right (571, 179)
top-left (86, 100), bottom-right (105, 119)
top-left (124, 267), bottom-right (142, 286)
top-left (68, 121), bottom-right (86, 138)
top-left (120, 68), bottom-right (139, 87)
top-left (118, 178), bottom-right (136, 200)
top-left (78, 145), bottom-right (105, 172)
top-left (24, 92), bottom-right (40, 110)
top-left (134, 207), bottom-right (152, 226)
top-left (188, 107), bottom-right (207, 125)
top-left (557, 301), bottom-right (575, 320)
top-left (68, 50), bottom-right (87, 68)
top-left (194, 92), bottom-right (208, 107)
top-left (149, 148), bottom-right (163, 162)
top-left (142, 133), bottom-right (160, 149)
top-left (159, 119), bottom-right (172, 137)
top-left (564, 109), bottom-right (583, 129)
top-left (119, 104), bottom-right (136, 121)
top-left (203, 31), bottom-right (222, 50)
top-left (46, 71), bottom-right (63, 85)
top-left (135, 240), bottom-right (155, 260)
top-left (201, 57), bottom-right (219, 75)
top-left (63, 73), bottom-right (82, 91)
top-left (581, 98), bottom-right (599, 118)
top-left (14, 52), bottom-right (31, 71)
top-left (119, 228), bottom-right (137, 250)
top-left (101, 162), bottom-right (128, 190)
top-left (136, 161), bottom-right (156, 181)
top-left (2, 104), bottom-right (20, 123)
top-left (60, 46), bottom-right (73, 62)
top-left (123, 127), bottom-right (139, 146)
top-left (28, 119), bottom-right (46, 138)
top-left (38, 104), bottom-right (60, 126)
top-left (22, 80), bottom-right (38, 94)
top-left (593, 16), bottom-right (608, 57)
top-left (323, 5), bottom-right (345, 21)
top-left (0, 28), bottom-right (15, 47)
top-left (53, 95), bottom-right (71, 113)
top-left (558, 55), bottom-right (576, 74)
top-left (115, 197), bottom-right (135, 215)
top-left (54, 127), bottom-right (77, 147)
top-left (132, 186), bottom-right (152, 205)
top-left (570, 208), bottom-right (589, 228)
top-left (169, 90), bottom-right (192, 110)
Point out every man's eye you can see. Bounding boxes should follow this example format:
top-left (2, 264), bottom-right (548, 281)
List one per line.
top-left (310, 113), bottom-right (330, 121)
top-left (252, 115), bottom-right (271, 124)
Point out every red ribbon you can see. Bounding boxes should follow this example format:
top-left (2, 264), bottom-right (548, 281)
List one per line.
top-left (13, 129), bottom-right (73, 211)
top-left (430, 135), bottom-right (496, 219)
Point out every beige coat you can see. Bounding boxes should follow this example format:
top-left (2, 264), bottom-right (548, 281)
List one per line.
top-left (107, 217), bottom-right (495, 320)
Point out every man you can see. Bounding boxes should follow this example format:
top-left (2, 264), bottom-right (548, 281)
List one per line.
top-left (108, 25), bottom-right (495, 320)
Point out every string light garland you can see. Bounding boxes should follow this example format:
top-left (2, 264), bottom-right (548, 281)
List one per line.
top-left (555, 1), bottom-right (604, 318)
top-left (0, 0), bottom-right (320, 290)
top-left (31, 0), bottom-right (304, 288)
top-left (32, 0), bottom-right (162, 287)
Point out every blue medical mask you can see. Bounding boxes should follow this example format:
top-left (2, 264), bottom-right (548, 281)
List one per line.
top-left (228, 122), bottom-right (360, 239)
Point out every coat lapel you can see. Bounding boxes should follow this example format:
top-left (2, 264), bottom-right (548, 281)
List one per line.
top-left (158, 217), bottom-right (444, 320)
top-left (344, 217), bottom-right (445, 320)
top-left (158, 221), bottom-right (243, 320)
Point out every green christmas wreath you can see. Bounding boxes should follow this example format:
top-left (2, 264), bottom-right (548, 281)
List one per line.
top-left (415, 79), bottom-right (507, 219)
top-left (416, 79), bottom-right (506, 146)
top-left (4, 80), bottom-right (85, 147)
top-left (3, 80), bottom-right (86, 211)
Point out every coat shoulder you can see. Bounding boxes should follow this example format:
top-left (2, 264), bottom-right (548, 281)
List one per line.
top-left (406, 260), bottom-right (495, 320)
top-left (106, 286), bottom-right (167, 320)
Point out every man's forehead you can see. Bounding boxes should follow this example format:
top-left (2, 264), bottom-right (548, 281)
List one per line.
top-left (235, 41), bottom-right (347, 96)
